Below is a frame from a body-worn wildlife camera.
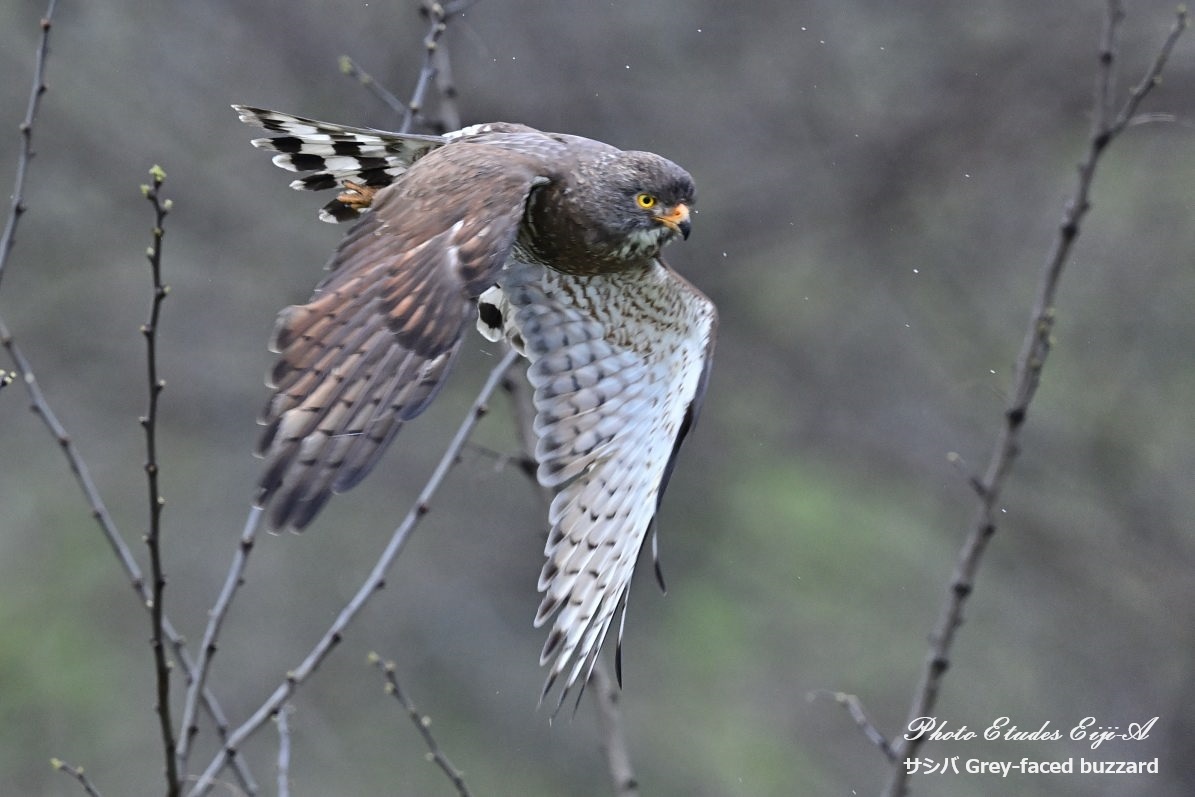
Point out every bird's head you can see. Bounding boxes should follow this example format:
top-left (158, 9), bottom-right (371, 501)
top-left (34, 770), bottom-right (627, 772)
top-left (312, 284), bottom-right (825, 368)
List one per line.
top-left (594, 151), bottom-right (695, 262)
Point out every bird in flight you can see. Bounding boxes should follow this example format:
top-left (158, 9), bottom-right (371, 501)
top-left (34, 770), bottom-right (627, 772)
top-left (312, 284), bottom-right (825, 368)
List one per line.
top-left (234, 105), bottom-right (717, 708)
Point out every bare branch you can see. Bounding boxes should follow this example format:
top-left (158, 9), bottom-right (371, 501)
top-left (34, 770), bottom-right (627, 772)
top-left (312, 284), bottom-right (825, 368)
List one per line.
top-left (809, 690), bottom-right (896, 762)
top-left (274, 706), bottom-right (292, 797)
top-left (403, 0), bottom-right (471, 132)
top-left (430, 31), bottom-right (462, 133)
top-left (589, 663), bottom-right (639, 797)
top-left (368, 652), bottom-right (472, 796)
top-left (50, 758), bottom-right (103, 797)
top-left (338, 0), bottom-right (474, 134)
top-left (1106, 4), bottom-right (1188, 136)
top-left (139, 165), bottom-right (181, 797)
top-left (880, 6), bottom-right (1188, 796)
top-left (187, 347), bottom-right (521, 797)
top-left (175, 506), bottom-right (263, 774)
top-left (338, 55), bottom-right (406, 120)
top-left (0, 0), bottom-right (57, 292)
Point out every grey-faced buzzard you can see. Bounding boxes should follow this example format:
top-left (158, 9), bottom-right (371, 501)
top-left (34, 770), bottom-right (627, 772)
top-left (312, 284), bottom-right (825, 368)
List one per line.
top-left (234, 106), bottom-right (717, 708)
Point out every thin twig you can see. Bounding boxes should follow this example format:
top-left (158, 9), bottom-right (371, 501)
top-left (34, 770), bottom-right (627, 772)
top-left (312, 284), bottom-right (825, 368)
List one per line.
top-left (175, 505), bottom-right (263, 774)
top-left (187, 347), bottom-right (521, 797)
top-left (50, 758), bottom-right (103, 797)
top-left (880, 5), bottom-right (1187, 796)
top-left (502, 374), bottom-right (641, 794)
top-left (274, 706), bottom-right (292, 797)
top-left (0, 0), bottom-right (57, 293)
top-left (0, 326), bottom-right (140, 578)
top-left (430, 32), bottom-right (462, 133)
top-left (1105, 6), bottom-right (1187, 136)
top-left (368, 652), bottom-right (472, 797)
top-left (338, 0), bottom-right (476, 134)
top-left (589, 663), bottom-right (640, 797)
top-left (172, 631), bottom-right (260, 793)
top-left (809, 690), bottom-right (896, 761)
top-left (338, 56), bottom-right (407, 120)
top-left (140, 165), bottom-right (181, 797)
top-left (402, 0), bottom-right (473, 132)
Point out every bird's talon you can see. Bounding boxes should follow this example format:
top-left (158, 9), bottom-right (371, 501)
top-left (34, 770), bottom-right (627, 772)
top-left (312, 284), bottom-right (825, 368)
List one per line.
top-left (336, 180), bottom-right (378, 210)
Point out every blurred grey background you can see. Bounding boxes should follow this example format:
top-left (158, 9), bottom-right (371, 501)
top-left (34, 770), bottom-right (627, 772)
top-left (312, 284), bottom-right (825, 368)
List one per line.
top-left (1, 1), bottom-right (1192, 795)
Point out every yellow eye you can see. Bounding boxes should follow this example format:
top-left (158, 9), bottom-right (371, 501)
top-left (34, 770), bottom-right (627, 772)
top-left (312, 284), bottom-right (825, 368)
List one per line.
top-left (635, 193), bottom-right (657, 209)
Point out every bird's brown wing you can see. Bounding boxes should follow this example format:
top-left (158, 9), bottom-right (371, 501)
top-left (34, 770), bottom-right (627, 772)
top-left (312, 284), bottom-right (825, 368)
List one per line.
top-left (488, 259), bottom-right (717, 710)
top-left (257, 142), bottom-right (551, 531)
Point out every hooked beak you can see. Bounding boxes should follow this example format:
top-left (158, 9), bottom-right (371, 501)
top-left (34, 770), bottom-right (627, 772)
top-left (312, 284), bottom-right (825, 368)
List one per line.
top-left (654, 203), bottom-right (692, 240)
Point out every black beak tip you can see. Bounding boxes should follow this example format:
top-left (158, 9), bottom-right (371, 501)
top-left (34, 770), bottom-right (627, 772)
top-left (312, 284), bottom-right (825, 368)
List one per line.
top-left (678, 219), bottom-right (692, 240)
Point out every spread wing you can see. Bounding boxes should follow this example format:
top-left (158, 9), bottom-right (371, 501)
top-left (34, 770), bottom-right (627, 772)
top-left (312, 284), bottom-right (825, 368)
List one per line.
top-left (253, 141), bottom-right (551, 531)
top-left (494, 260), bottom-right (717, 710)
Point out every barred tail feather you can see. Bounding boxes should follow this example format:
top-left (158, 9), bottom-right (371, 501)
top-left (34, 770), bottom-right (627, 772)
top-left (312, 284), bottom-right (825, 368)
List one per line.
top-left (233, 105), bottom-right (447, 221)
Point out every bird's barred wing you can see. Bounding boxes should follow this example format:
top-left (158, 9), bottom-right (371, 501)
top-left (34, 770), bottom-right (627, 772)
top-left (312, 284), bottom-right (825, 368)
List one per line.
top-left (233, 105), bottom-right (447, 221)
top-left (256, 142), bottom-right (551, 532)
top-left (488, 261), bottom-right (717, 710)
